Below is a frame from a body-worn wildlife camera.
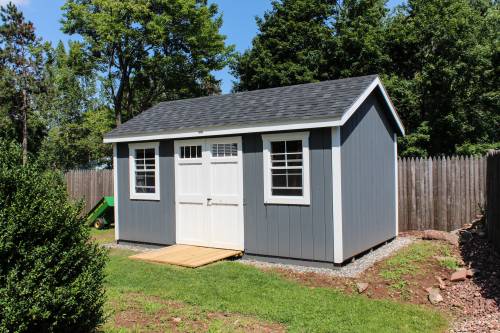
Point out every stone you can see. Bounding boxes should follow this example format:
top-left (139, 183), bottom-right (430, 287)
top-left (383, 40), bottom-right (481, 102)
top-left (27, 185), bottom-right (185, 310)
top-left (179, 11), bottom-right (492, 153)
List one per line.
top-left (435, 276), bottom-right (446, 289)
top-left (450, 268), bottom-right (468, 282)
top-left (172, 317), bottom-right (182, 323)
top-left (466, 268), bottom-right (478, 277)
top-left (356, 282), bottom-right (369, 293)
top-left (427, 287), bottom-right (443, 305)
top-left (422, 229), bottom-right (459, 246)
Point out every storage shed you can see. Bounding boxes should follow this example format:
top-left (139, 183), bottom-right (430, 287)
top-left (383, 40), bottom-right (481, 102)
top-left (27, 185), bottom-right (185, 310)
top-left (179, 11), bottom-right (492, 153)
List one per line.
top-left (104, 75), bottom-right (405, 265)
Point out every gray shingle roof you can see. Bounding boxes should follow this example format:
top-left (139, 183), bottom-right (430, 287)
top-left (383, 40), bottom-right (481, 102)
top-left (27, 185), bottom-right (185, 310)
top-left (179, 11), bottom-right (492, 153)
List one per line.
top-left (105, 74), bottom-right (378, 139)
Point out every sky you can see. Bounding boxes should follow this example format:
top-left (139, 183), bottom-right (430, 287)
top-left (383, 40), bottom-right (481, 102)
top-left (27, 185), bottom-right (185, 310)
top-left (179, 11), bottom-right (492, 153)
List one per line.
top-left (5, 0), bottom-right (402, 94)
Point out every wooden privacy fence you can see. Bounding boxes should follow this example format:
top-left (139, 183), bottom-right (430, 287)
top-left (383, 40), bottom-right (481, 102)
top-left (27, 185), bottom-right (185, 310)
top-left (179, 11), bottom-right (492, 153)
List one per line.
top-left (398, 156), bottom-right (487, 232)
top-left (65, 169), bottom-right (114, 215)
top-left (66, 155), bottom-right (491, 231)
top-left (486, 151), bottom-right (500, 251)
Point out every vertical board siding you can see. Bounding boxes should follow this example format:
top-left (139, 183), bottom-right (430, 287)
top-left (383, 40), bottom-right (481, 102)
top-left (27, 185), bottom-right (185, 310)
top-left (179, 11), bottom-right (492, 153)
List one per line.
top-left (242, 128), bottom-right (334, 262)
top-left (486, 151), bottom-right (500, 251)
top-left (67, 151), bottom-right (493, 247)
top-left (398, 155), bottom-right (487, 232)
top-left (341, 94), bottom-right (397, 260)
top-left (115, 141), bottom-right (176, 245)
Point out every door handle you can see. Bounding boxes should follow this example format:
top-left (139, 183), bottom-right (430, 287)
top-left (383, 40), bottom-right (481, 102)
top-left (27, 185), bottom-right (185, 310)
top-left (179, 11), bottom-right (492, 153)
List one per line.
top-left (207, 198), bottom-right (212, 206)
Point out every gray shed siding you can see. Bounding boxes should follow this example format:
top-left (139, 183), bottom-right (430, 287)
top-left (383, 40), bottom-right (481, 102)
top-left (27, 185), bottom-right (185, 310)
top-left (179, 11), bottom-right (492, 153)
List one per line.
top-left (340, 93), bottom-right (397, 260)
top-left (116, 141), bottom-right (175, 245)
top-left (243, 128), bottom-right (334, 262)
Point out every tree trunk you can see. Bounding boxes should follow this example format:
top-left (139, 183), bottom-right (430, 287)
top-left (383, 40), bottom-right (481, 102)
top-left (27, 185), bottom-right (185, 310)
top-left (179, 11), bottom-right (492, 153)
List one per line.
top-left (115, 105), bottom-right (122, 126)
top-left (21, 88), bottom-right (28, 165)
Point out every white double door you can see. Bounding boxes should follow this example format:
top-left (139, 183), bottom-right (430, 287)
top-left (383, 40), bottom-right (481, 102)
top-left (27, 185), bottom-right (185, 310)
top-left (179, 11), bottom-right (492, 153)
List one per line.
top-left (174, 136), bottom-right (244, 250)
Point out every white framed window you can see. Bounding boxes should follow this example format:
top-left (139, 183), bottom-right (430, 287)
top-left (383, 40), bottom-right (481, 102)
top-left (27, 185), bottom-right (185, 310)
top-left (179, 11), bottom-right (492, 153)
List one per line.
top-left (129, 142), bottom-right (160, 200)
top-left (262, 132), bottom-right (310, 205)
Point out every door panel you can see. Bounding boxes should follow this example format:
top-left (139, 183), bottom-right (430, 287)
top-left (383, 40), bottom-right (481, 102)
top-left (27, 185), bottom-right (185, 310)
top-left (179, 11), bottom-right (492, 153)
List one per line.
top-left (174, 137), bottom-right (244, 250)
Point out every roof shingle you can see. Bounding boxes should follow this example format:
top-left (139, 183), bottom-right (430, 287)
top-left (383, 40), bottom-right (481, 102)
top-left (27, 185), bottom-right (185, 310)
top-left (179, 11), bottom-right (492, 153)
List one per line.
top-left (105, 75), bottom-right (378, 138)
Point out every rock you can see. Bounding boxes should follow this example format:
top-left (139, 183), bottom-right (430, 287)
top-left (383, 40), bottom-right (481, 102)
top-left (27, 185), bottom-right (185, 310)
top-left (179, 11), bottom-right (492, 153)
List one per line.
top-left (427, 287), bottom-right (444, 305)
top-left (450, 268), bottom-right (468, 282)
top-left (435, 276), bottom-right (446, 289)
top-left (356, 282), bottom-right (369, 293)
top-left (172, 317), bottom-right (182, 323)
top-left (422, 229), bottom-right (459, 246)
top-left (466, 268), bottom-right (478, 277)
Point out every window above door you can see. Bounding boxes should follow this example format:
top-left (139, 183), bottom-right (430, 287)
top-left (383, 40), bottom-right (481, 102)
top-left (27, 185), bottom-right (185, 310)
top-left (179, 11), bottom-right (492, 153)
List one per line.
top-left (262, 132), bottom-right (310, 205)
top-left (129, 142), bottom-right (160, 200)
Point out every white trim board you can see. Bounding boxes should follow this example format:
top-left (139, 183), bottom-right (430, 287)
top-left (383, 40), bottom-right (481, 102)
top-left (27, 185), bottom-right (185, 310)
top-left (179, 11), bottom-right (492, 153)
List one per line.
top-left (261, 131), bottom-right (311, 205)
top-left (331, 127), bottom-right (343, 264)
top-left (103, 77), bottom-right (405, 144)
top-left (128, 142), bottom-right (161, 201)
top-left (394, 133), bottom-right (399, 237)
top-left (113, 144), bottom-right (120, 241)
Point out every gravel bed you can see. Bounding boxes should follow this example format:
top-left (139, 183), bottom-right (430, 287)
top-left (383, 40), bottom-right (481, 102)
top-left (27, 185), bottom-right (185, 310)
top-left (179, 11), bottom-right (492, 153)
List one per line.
top-left (238, 236), bottom-right (414, 278)
top-left (102, 242), bottom-right (158, 252)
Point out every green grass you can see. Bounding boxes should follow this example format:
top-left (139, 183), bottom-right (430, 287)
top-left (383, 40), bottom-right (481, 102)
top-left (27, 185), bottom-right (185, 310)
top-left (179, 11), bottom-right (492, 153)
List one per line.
top-left (90, 227), bottom-right (115, 244)
top-left (379, 241), bottom-right (454, 298)
top-left (436, 257), bottom-right (460, 271)
top-left (105, 249), bottom-right (448, 332)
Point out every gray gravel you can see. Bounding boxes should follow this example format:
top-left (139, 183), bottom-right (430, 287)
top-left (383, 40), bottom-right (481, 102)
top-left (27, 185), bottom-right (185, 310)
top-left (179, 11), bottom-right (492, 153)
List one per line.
top-left (238, 236), bottom-right (414, 278)
top-left (102, 242), bottom-right (158, 252)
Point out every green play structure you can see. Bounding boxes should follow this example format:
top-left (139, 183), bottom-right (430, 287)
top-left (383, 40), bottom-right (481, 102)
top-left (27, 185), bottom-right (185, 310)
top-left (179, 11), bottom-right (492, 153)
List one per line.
top-left (86, 196), bottom-right (114, 229)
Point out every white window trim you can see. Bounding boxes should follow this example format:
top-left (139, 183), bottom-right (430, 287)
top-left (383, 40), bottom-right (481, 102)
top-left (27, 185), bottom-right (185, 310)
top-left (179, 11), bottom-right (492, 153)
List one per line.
top-left (128, 142), bottom-right (160, 201)
top-left (262, 132), bottom-right (310, 205)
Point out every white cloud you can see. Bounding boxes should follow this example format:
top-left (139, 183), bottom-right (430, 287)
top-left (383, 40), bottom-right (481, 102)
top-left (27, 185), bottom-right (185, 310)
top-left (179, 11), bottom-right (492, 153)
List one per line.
top-left (0, 0), bottom-right (30, 7)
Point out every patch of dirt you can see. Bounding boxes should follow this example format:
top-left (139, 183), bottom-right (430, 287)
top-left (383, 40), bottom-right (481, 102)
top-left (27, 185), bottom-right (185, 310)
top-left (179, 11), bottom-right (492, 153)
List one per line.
top-left (107, 292), bottom-right (285, 333)
top-left (261, 221), bottom-right (500, 332)
top-left (266, 240), bottom-right (457, 304)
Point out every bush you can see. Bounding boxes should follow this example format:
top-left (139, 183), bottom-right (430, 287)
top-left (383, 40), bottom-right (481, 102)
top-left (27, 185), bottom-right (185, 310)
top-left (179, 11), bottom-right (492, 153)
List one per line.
top-left (0, 141), bottom-right (107, 332)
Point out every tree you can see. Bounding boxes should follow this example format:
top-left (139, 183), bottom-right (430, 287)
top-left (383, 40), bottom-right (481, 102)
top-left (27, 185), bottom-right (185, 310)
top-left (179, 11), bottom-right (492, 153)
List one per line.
top-left (62, 0), bottom-right (233, 126)
top-left (233, 0), bottom-right (499, 156)
top-left (232, 0), bottom-right (337, 91)
top-left (0, 140), bottom-right (107, 332)
top-left (0, 3), bottom-right (47, 164)
top-left (332, 0), bottom-right (389, 77)
top-left (385, 0), bottom-right (499, 154)
top-left (37, 41), bottom-right (113, 170)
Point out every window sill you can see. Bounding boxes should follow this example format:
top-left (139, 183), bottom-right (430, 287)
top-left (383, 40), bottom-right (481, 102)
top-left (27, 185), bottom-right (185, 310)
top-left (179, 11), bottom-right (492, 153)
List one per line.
top-left (264, 196), bottom-right (310, 206)
top-left (130, 193), bottom-right (160, 201)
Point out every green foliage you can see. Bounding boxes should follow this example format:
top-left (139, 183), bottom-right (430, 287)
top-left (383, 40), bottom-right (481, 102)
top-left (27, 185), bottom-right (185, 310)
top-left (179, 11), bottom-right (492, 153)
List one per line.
top-left (398, 121), bottom-right (431, 157)
top-left (0, 140), bottom-right (107, 332)
top-left (456, 142), bottom-right (500, 156)
top-left (106, 249), bottom-right (448, 332)
top-left (62, 0), bottom-right (234, 125)
top-left (39, 107), bottom-right (114, 170)
top-left (0, 3), bottom-right (50, 161)
top-left (231, 0), bottom-right (337, 91)
top-left (233, 0), bottom-right (499, 156)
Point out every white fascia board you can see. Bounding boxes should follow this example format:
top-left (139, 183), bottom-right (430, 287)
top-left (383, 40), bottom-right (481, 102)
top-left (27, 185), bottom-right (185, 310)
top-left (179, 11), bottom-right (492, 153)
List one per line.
top-left (103, 77), bottom-right (405, 144)
top-left (339, 77), bottom-right (405, 136)
top-left (103, 118), bottom-right (343, 143)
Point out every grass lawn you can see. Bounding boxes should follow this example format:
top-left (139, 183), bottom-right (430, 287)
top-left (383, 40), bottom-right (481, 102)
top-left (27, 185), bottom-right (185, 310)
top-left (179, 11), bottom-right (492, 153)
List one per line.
top-left (104, 249), bottom-right (448, 332)
top-left (90, 227), bottom-right (115, 244)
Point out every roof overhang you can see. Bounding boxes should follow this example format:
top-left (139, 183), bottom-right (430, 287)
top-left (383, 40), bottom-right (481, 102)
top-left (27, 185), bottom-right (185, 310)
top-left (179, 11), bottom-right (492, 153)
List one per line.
top-left (103, 77), bottom-right (405, 144)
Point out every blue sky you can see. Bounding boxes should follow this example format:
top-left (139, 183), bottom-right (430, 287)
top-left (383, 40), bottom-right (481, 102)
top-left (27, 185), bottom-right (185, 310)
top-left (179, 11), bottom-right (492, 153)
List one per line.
top-left (6, 0), bottom-right (401, 93)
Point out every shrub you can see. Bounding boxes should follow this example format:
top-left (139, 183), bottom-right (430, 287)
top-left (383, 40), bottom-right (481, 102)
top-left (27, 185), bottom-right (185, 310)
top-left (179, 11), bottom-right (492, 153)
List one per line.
top-left (0, 141), bottom-right (107, 332)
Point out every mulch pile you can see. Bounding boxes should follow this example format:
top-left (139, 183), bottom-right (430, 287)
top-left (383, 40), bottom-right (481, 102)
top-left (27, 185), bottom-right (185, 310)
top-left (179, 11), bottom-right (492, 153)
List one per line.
top-left (445, 222), bottom-right (500, 333)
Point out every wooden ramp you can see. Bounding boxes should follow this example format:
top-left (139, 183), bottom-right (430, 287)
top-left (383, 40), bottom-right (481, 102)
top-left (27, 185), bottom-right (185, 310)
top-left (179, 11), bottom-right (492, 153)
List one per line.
top-left (129, 244), bottom-right (242, 268)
